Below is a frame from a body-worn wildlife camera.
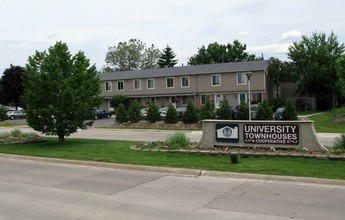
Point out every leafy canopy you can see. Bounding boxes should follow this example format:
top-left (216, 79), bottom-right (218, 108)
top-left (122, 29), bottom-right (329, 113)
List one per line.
top-left (0, 65), bottom-right (25, 107)
top-left (336, 55), bottom-right (345, 97)
top-left (188, 40), bottom-right (261, 65)
top-left (23, 41), bottom-right (103, 144)
top-left (104, 39), bottom-right (160, 72)
top-left (288, 31), bottom-right (345, 106)
top-left (267, 57), bottom-right (298, 98)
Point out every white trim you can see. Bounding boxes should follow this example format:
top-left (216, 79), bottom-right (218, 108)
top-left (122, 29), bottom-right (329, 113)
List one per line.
top-left (211, 74), bottom-right (221, 86)
top-left (166, 77), bottom-right (175, 89)
top-left (117, 80), bottom-right (124, 91)
top-left (133, 79), bottom-right (141, 90)
top-left (181, 76), bottom-right (189, 88)
top-left (147, 78), bottom-right (155, 90)
top-left (237, 73), bottom-right (247, 85)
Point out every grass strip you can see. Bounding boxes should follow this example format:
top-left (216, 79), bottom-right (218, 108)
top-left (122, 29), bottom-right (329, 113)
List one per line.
top-left (0, 137), bottom-right (345, 180)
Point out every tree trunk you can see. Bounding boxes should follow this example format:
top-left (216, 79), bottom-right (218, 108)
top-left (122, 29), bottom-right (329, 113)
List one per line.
top-left (58, 135), bottom-right (65, 144)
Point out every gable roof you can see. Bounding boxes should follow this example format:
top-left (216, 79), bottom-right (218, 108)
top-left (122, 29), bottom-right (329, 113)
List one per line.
top-left (100, 60), bottom-right (270, 81)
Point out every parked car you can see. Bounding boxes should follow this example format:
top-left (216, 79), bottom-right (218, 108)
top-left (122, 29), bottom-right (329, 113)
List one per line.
top-left (7, 106), bottom-right (24, 111)
top-left (159, 107), bottom-right (168, 117)
top-left (140, 108), bottom-right (148, 118)
top-left (176, 107), bottom-right (187, 118)
top-left (6, 110), bottom-right (26, 120)
top-left (94, 109), bottom-right (111, 119)
top-left (274, 107), bottom-right (285, 120)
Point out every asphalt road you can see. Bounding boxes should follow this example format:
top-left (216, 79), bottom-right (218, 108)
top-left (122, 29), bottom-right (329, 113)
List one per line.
top-left (0, 156), bottom-right (344, 220)
top-left (1, 118), bottom-right (341, 146)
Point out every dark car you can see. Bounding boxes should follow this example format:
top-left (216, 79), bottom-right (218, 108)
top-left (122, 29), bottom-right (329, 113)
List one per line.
top-left (95, 109), bottom-right (111, 119)
top-left (6, 110), bottom-right (26, 120)
top-left (274, 107), bottom-right (285, 120)
top-left (176, 107), bottom-right (187, 118)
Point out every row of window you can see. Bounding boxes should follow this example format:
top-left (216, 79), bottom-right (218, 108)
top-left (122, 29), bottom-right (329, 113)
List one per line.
top-left (105, 73), bottom-right (249, 92)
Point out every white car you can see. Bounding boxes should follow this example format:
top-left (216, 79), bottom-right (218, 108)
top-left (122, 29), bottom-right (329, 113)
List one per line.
top-left (6, 110), bottom-right (26, 120)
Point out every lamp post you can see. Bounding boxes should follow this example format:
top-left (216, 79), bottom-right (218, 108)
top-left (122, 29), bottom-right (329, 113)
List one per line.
top-left (246, 72), bottom-right (253, 121)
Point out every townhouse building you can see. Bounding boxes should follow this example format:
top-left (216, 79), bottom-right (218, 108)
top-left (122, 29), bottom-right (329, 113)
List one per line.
top-left (99, 60), bottom-right (271, 111)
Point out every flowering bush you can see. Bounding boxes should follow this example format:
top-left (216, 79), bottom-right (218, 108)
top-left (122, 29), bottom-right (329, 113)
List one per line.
top-left (0, 129), bottom-right (47, 144)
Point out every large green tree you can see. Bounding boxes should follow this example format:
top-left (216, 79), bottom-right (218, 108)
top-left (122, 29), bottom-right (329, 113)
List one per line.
top-left (23, 41), bottom-right (103, 144)
top-left (158, 45), bottom-right (178, 68)
top-left (0, 65), bottom-right (25, 107)
top-left (288, 32), bottom-right (345, 108)
top-left (104, 39), bottom-right (160, 72)
top-left (336, 55), bottom-right (345, 98)
top-left (188, 40), bottom-right (260, 65)
top-left (268, 57), bottom-right (298, 98)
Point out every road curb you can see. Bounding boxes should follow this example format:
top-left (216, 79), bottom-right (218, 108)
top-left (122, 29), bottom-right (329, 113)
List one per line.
top-left (1, 153), bottom-right (345, 186)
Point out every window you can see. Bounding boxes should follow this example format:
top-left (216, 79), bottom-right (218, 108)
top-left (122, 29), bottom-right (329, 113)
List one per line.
top-left (211, 74), bottom-right (221, 86)
top-left (105, 81), bottom-right (112, 92)
top-left (201, 95), bottom-right (210, 105)
top-left (182, 96), bottom-right (188, 105)
top-left (166, 77), bottom-right (174, 88)
top-left (252, 93), bottom-right (262, 103)
top-left (147, 78), bottom-right (155, 89)
top-left (117, 81), bottom-right (124, 91)
top-left (237, 73), bottom-right (247, 85)
top-left (181, 76), bottom-right (189, 88)
top-left (133, 79), bottom-right (141, 90)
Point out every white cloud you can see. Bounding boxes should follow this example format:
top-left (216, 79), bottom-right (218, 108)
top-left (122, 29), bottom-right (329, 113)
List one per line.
top-left (280, 31), bottom-right (304, 41)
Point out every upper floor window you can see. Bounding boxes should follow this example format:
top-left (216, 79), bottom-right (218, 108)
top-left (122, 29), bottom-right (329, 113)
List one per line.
top-left (147, 78), bottom-right (155, 89)
top-left (211, 74), bottom-right (221, 86)
top-left (181, 76), bottom-right (189, 88)
top-left (105, 81), bottom-right (112, 92)
top-left (166, 77), bottom-right (174, 88)
top-left (117, 81), bottom-right (124, 91)
top-left (133, 79), bottom-right (141, 90)
top-left (237, 73), bottom-right (247, 85)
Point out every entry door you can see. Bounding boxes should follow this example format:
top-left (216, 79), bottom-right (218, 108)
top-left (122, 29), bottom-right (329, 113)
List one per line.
top-left (239, 93), bottom-right (247, 103)
top-left (214, 94), bottom-right (222, 109)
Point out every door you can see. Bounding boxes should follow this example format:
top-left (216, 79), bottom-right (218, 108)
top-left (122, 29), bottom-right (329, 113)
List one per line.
top-left (214, 94), bottom-right (222, 109)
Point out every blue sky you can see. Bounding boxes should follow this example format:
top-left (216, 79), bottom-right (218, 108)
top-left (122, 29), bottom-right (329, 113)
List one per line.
top-left (1, 0), bottom-right (344, 74)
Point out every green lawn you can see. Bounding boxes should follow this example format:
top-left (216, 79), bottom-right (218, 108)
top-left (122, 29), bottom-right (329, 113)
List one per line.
top-left (307, 107), bottom-right (345, 133)
top-left (1, 138), bottom-right (345, 180)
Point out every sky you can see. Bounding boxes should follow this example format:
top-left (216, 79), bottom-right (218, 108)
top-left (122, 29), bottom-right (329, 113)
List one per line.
top-left (1, 0), bottom-right (345, 74)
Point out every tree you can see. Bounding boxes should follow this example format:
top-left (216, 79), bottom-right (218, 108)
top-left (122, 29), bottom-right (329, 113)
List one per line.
top-left (336, 55), bottom-right (345, 98)
top-left (267, 57), bottom-right (298, 98)
top-left (182, 100), bottom-right (198, 124)
top-left (0, 106), bottom-right (7, 121)
top-left (236, 101), bottom-right (249, 120)
top-left (111, 95), bottom-right (128, 109)
top-left (215, 99), bottom-right (231, 120)
top-left (0, 65), bottom-right (25, 108)
top-left (288, 31), bottom-right (345, 109)
top-left (146, 102), bottom-right (160, 122)
top-left (23, 41), bottom-right (103, 144)
top-left (104, 39), bottom-right (160, 71)
top-left (164, 103), bottom-right (178, 124)
top-left (255, 100), bottom-right (273, 120)
top-left (158, 45), bottom-right (178, 68)
top-left (116, 103), bottom-right (128, 123)
top-left (188, 40), bottom-right (260, 65)
top-left (282, 100), bottom-right (298, 120)
top-left (199, 96), bottom-right (215, 120)
top-left (128, 100), bottom-right (141, 122)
